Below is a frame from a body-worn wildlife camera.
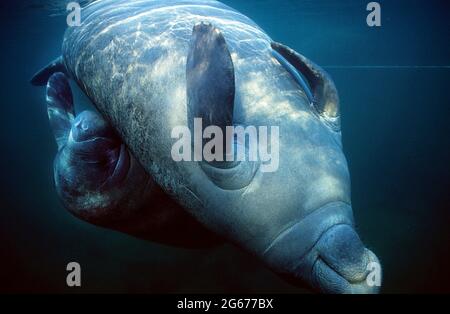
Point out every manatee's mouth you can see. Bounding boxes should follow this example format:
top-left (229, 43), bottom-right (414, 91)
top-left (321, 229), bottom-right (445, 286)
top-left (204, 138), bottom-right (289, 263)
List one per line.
top-left (263, 201), bottom-right (381, 294)
top-left (104, 143), bottom-right (131, 187)
top-left (311, 224), bottom-right (381, 294)
top-left (70, 111), bottom-right (131, 189)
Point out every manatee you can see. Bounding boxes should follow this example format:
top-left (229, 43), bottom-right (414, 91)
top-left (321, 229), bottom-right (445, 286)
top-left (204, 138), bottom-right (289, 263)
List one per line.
top-left (31, 0), bottom-right (382, 293)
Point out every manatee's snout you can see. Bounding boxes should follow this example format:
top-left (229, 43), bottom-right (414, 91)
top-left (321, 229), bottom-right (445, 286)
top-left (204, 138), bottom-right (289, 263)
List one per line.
top-left (263, 202), bottom-right (381, 294)
top-left (311, 224), bottom-right (381, 294)
top-left (71, 110), bottom-right (118, 146)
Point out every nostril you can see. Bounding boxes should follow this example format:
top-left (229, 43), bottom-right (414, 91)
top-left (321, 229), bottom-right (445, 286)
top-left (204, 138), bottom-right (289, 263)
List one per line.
top-left (80, 119), bottom-right (89, 131)
top-left (71, 111), bottom-right (118, 143)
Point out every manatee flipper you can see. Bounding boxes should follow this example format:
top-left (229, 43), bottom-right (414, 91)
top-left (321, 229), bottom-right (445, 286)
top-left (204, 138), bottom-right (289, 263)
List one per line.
top-left (186, 23), bottom-right (258, 189)
top-left (46, 73), bottom-right (75, 149)
top-left (187, 22), bottom-right (235, 145)
top-left (45, 73), bottom-right (221, 248)
top-left (271, 42), bottom-right (340, 130)
top-left (31, 56), bottom-right (68, 86)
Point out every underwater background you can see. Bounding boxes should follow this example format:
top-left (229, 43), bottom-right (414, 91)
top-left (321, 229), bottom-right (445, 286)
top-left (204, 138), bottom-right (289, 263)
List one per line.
top-left (0, 0), bottom-right (449, 293)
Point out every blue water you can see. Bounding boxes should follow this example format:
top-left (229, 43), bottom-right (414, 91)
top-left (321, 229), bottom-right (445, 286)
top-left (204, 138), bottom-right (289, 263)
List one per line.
top-left (0, 0), bottom-right (449, 293)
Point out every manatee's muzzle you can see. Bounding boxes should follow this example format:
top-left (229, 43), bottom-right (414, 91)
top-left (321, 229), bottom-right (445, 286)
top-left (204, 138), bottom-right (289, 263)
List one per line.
top-left (263, 202), bottom-right (381, 294)
top-left (311, 224), bottom-right (381, 294)
top-left (67, 111), bottom-right (131, 189)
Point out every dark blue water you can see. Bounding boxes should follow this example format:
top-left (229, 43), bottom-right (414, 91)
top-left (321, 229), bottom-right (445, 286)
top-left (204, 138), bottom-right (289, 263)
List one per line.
top-left (0, 0), bottom-right (449, 293)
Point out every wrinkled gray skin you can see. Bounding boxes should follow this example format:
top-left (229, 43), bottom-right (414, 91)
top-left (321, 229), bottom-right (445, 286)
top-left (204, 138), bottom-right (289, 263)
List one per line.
top-left (31, 0), bottom-right (381, 293)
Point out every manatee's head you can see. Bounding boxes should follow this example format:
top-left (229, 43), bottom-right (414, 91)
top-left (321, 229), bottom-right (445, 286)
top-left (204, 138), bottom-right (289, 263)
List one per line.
top-left (180, 23), bottom-right (381, 293)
